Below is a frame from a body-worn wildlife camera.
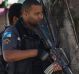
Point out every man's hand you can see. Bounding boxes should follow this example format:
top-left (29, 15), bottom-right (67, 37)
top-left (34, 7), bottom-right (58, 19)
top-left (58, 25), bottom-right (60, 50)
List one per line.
top-left (44, 62), bottom-right (62, 74)
top-left (53, 63), bottom-right (62, 72)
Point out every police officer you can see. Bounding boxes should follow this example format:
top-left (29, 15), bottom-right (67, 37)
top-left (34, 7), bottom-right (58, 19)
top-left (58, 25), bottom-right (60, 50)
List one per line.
top-left (0, 3), bottom-right (22, 74)
top-left (2, 0), bottom-right (62, 74)
top-left (8, 3), bottom-right (22, 26)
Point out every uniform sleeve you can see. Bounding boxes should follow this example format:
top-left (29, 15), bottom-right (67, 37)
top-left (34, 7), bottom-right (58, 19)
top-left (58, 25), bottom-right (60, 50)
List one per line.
top-left (2, 28), bottom-right (18, 51)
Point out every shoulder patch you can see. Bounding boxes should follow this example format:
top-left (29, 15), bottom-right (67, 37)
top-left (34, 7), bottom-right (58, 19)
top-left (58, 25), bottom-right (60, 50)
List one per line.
top-left (3, 38), bottom-right (11, 45)
top-left (3, 32), bottom-right (12, 38)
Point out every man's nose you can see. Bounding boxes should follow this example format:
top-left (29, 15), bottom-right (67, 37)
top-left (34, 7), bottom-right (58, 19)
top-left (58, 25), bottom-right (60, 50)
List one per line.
top-left (39, 14), bottom-right (44, 20)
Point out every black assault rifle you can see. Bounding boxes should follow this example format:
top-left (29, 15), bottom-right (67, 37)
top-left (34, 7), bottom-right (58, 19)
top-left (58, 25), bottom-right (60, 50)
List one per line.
top-left (34, 0), bottom-right (74, 74)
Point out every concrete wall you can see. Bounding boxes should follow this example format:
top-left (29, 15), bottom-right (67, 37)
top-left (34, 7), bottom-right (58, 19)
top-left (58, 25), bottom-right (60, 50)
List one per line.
top-left (43, 0), bottom-right (79, 74)
top-left (70, 0), bottom-right (79, 17)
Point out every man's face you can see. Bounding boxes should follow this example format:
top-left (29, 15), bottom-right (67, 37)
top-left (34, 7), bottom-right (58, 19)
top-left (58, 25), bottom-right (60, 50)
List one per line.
top-left (25, 5), bottom-right (43, 25)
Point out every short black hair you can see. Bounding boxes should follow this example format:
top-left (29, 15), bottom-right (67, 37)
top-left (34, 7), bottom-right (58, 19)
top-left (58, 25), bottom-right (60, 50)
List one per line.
top-left (8, 3), bottom-right (22, 25)
top-left (22, 0), bottom-right (41, 11)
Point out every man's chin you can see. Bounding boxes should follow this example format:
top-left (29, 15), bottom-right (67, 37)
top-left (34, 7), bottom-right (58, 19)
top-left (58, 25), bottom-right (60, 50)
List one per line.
top-left (30, 23), bottom-right (37, 28)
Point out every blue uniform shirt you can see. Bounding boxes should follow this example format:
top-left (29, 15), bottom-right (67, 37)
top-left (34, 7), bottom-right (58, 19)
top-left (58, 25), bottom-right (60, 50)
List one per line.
top-left (2, 18), bottom-right (50, 74)
top-left (2, 26), bottom-right (46, 74)
top-left (2, 26), bottom-right (19, 51)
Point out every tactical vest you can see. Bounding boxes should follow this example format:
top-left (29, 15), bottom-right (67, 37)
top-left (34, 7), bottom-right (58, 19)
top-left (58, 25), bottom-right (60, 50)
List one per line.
top-left (15, 18), bottom-right (42, 50)
top-left (7, 18), bottom-right (47, 74)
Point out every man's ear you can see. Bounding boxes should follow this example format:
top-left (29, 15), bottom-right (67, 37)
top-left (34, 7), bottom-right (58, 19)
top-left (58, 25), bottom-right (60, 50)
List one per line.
top-left (24, 11), bottom-right (28, 16)
top-left (13, 16), bottom-right (18, 25)
top-left (23, 8), bottom-right (30, 16)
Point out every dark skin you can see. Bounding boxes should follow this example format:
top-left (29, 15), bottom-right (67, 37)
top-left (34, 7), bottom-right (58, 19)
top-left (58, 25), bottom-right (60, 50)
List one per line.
top-left (12, 16), bottom-right (19, 25)
top-left (22, 5), bottom-right (44, 27)
top-left (3, 4), bottom-right (62, 72)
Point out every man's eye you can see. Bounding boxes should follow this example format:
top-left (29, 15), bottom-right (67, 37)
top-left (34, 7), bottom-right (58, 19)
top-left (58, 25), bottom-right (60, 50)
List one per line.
top-left (35, 13), bottom-right (39, 15)
top-left (35, 13), bottom-right (43, 16)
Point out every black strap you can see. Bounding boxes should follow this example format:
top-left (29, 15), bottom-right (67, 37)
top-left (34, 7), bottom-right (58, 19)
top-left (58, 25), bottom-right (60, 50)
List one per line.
top-left (15, 18), bottom-right (27, 49)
